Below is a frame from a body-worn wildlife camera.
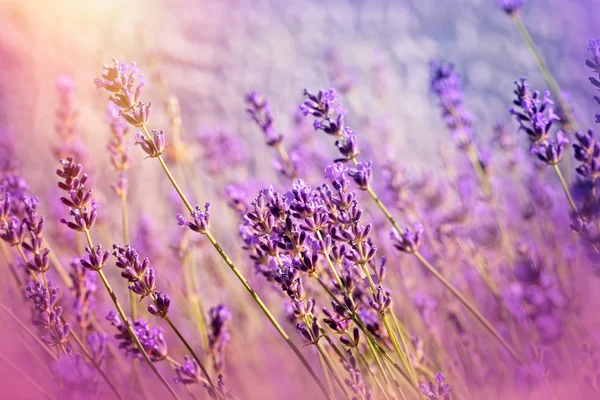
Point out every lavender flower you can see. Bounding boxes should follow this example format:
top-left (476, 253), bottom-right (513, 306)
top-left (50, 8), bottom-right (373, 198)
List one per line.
top-left (574, 129), bottom-right (600, 181)
top-left (106, 102), bottom-right (132, 195)
top-left (390, 222), bottom-right (424, 253)
top-left (584, 40), bottom-right (600, 124)
top-left (534, 131), bottom-right (569, 165)
top-left (54, 74), bottom-right (87, 162)
top-left (107, 311), bottom-right (168, 361)
top-left (208, 304), bottom-right (232, 373)
top-left (244, 90), bottom-right (283, 146)
top-left (300, 88), bottom-right (360, 162)
top-left (510, 78), bottom-right (560, 148)
top-left (95, 60), bottom-right (151, 127)
top-left (429, 61), bottom-right (474, 150)
top-left (177, 202), bottom-right (211, 234)
top-left (419, 372), bottom-right (451, 400)
top-left (112, 244), bottom-right (159, 300)
top-left (56, 158), bottom-right (99, 232)
top-left (174, 356), bottom-right (203, 385)
top-left (69, 257), bottom-right (97, 331)
top-left (348, 161), bottom-right (373, 191)
top-left (26, 281), bottom-right (71, 349)
top-left (341, 351), bottom-right (373, 400)
top-left (135, 129), bottom-right (166, 158)
top-left (497, 0), bottom-right (524, 15)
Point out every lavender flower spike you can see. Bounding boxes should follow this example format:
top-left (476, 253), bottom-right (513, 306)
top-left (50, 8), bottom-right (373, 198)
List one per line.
top-left (390, 222), bottom-right (424, 253)
top-left (586, 39), bottom-right (600, 123)
top-left (177, 202), bottom-right (211, 234)
top-left (419, 372), bottom-right (451, 400)
top-left (208, 304), bottom-right (232, 373)
top-left (497, 0), bottom-right (524, 15)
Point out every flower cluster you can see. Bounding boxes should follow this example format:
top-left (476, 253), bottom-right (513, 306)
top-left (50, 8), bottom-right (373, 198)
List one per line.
top-left (429, 61), bottom-right (474, 150)
top-left (69, 257), bottom-right (97, 332)
top-left (497, 0), bottom-right (524, 15)
top-left (510, 79), bottom-right (568, 165)
top-left (112, 244), bottom-right (170, 316)
top-left (95, 60), bottom-right (151, 127)
top-left (177, 203), bottom-right (211, 234)
top-left (107, 311), bottom-right (168, 361)
top-left (56, 157), bottom-right (99, 232)
top-left (300, 88), bottom-right (360, 162)
top-left (586, 39), bottom-right (600, 123)
top-left (208, 304), bottom-right (232, 373)
top-left (54, 74), bottom-right (87, 163)
top-left (340, 351), bottom-right (373, 400)
top-left (419, 372), bottom-right (451, 400)
top-left (244, 90), bottom-right (283, 147)
top-left (26, 281), bottom-right (71, 349)
top-left (106, 102), bottom-right (132, 195)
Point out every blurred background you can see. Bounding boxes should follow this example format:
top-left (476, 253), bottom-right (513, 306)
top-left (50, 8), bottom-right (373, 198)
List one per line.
top-left (0, 0), bottom-right (598, 398)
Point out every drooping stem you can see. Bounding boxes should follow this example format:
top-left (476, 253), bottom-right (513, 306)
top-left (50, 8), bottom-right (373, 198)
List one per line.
top-left (82, 229), bottom-right (181, 400)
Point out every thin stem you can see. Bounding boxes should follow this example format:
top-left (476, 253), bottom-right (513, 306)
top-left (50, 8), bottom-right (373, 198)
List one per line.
top-left (511, 13), bottom-right (578, 131)
top-left (82, 229), bottom-right (181, 400)
top-left (553, 164), bottom-right (578, 214)
top-left (365, 181), bottom-right (522, 363)
top-left (413, 251), bottom-right (522, 363)
top-left (70, 327), bottom-right (122, 400)
top-left (96, 268), bottom-right (181, 399)
top-left (316, 344), bottom-right (350, 400)
top-left (204, 231), bottom-right (332, 400)
top-left (164, 315), bottom-right (217, 392)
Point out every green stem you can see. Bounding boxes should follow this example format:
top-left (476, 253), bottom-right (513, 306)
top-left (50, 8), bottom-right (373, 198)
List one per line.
top-left (364, 181), bottom-right (522, 363)
top-left (82, 230), bottom-right (181, 400)
top-left (413, 251), bottom-right (522, 363)
top-left (204, 231), bottom-right (332, 400)
top-left (511, 13), bottom-right (578, 131)
top-left (164, 316), bottom-right (217, 393)
top-left (552, 164), bottom-right (578, 214)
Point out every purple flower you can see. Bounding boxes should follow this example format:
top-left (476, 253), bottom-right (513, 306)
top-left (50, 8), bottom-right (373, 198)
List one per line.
top-left (134, 130), bottom-right (166, 158)
top-left (429, 61), bottom-right (474, 150)
top-left (534, 130), bottom-right (569, 165)
top-left (95, 60), bottom-right (152, 127)
top-left (340, 351), bottom-right (373, 400)
top-left (177, 202), bottom-right (211, 234)
top-left (497, 0), bottom-right (524, 15)
top-left (148, 291), bottom-right (170, 318)
top-left (348, 161), bottom-right (373, 191)
top-left (107, 312), bottom-right (168, 361)
top-left (69, 257), bottom-right (97, 330)
top-left (586, 39), bottom-right (600, 123)
top-left (79, 243), bottom-right (110, 271)
top-left (574, 129), bottom-right (600, 181)
top-left (244, 90), bottom-right (283, 146)
top-left (419, 372), bottom-right (451, 400)
top-left (510, 78), bottom-right (560, 148)
top-left (174, 356), bottom-right (202, 385)
top-left (390, 222), bottom-right (424, 253)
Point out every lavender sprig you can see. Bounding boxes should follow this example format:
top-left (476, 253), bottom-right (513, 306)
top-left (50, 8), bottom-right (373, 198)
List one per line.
top-left (586, 40), bottom-right (600, 124)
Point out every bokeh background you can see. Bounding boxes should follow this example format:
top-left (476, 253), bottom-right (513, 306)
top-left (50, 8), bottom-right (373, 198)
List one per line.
top-left (0, 0), bottom-right (598, 399)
